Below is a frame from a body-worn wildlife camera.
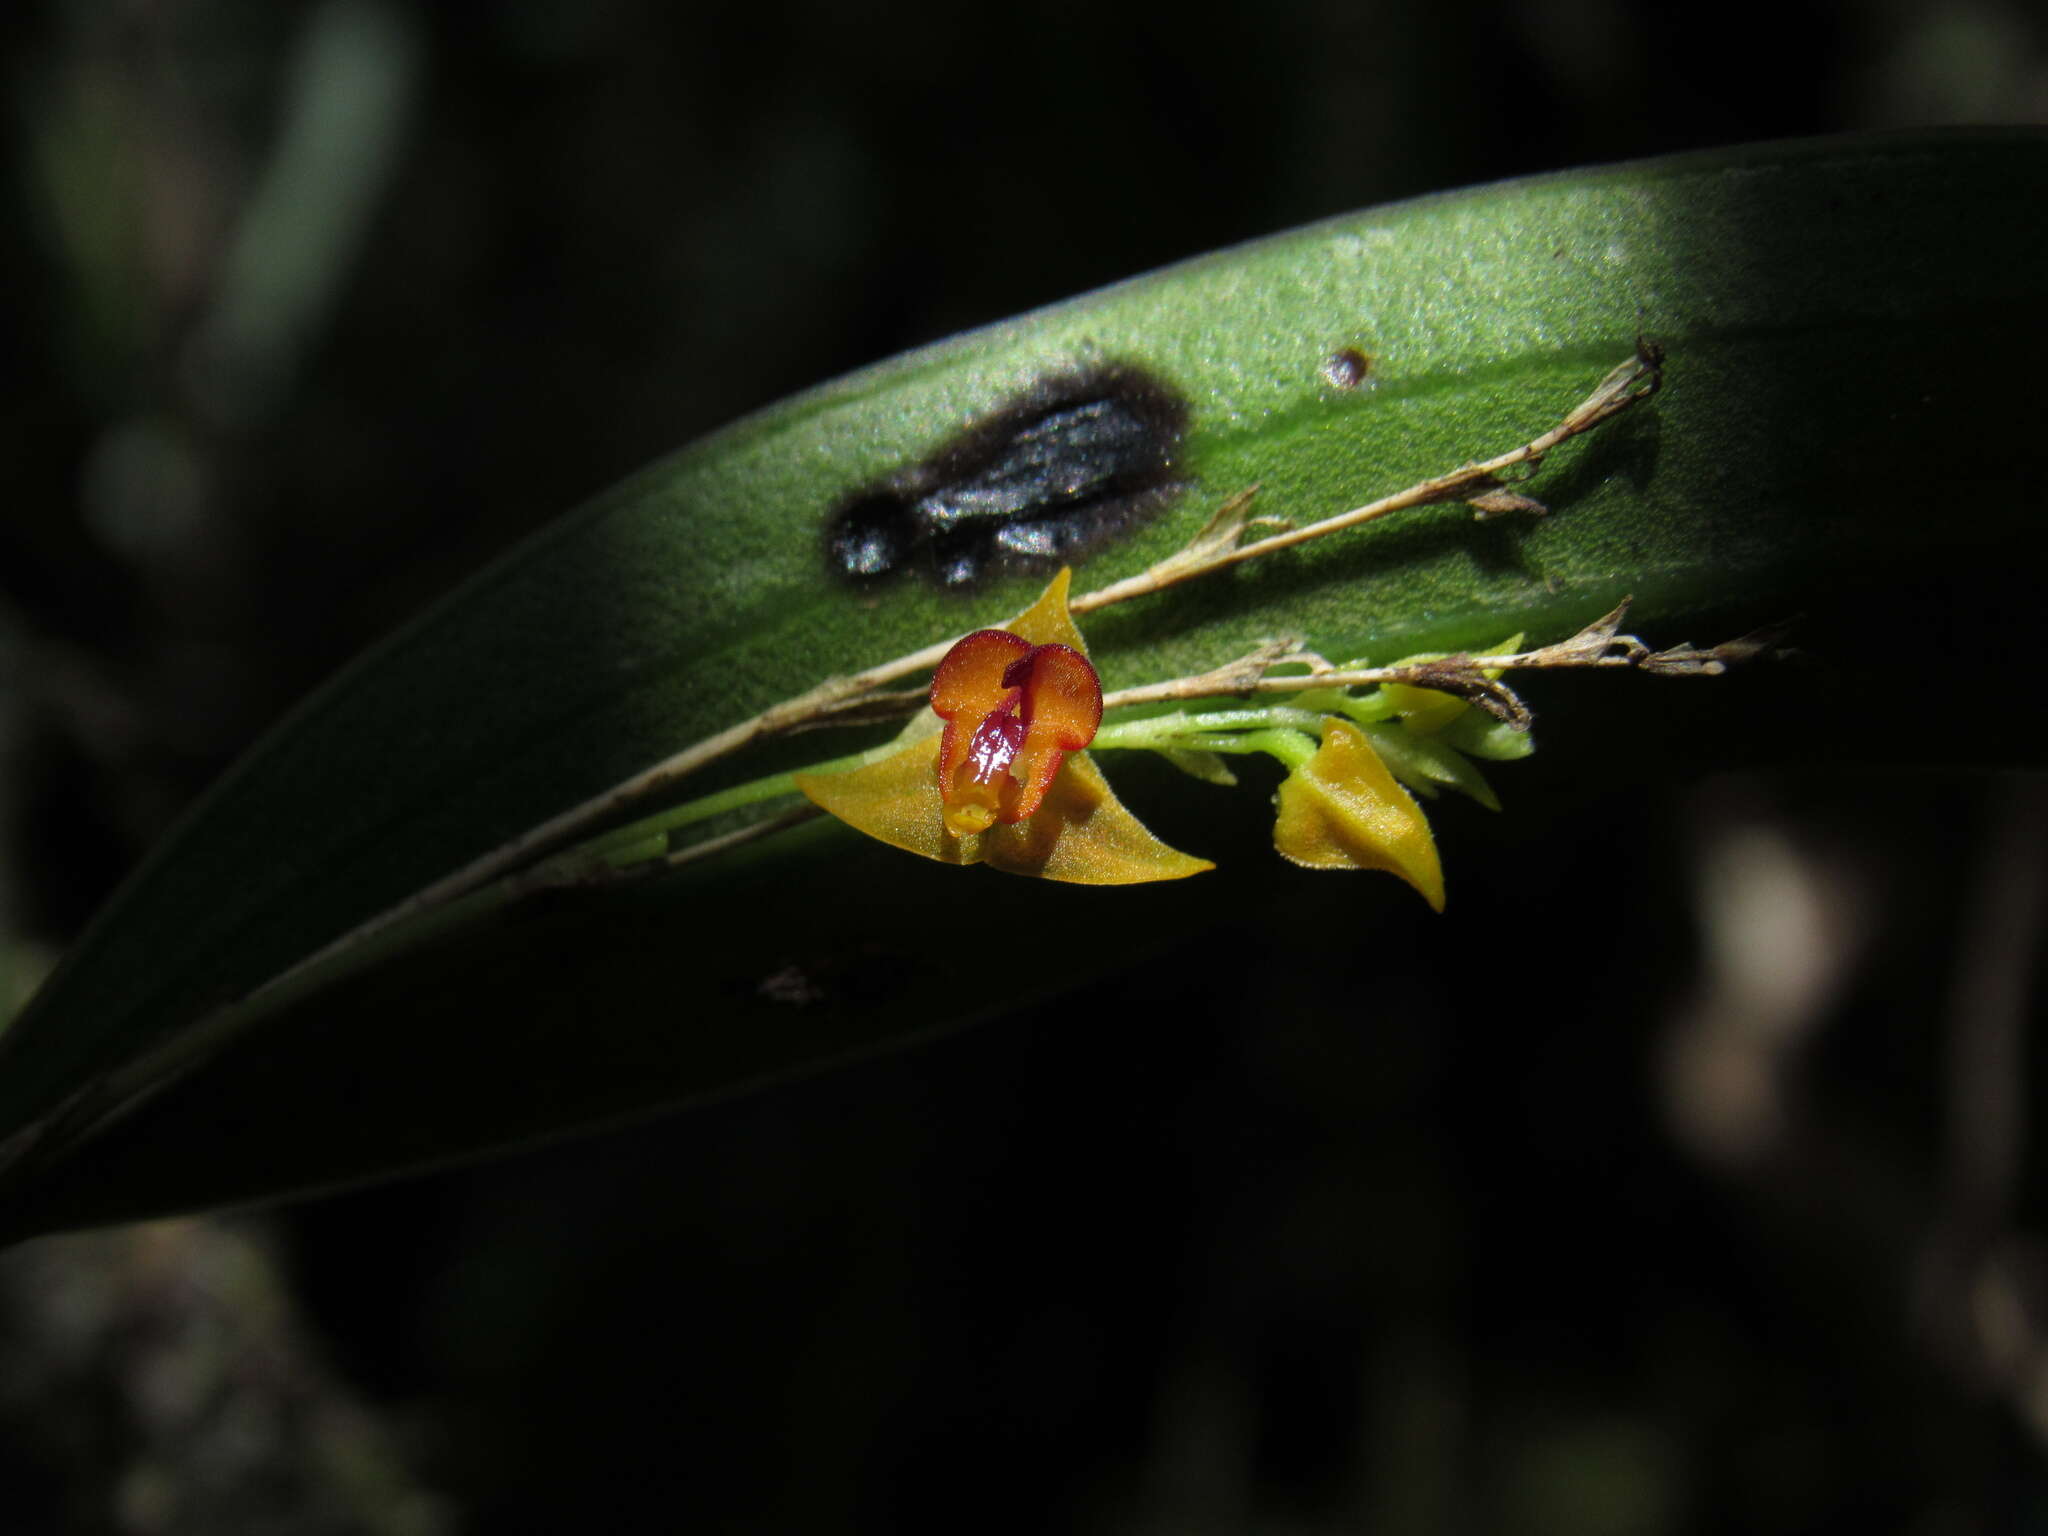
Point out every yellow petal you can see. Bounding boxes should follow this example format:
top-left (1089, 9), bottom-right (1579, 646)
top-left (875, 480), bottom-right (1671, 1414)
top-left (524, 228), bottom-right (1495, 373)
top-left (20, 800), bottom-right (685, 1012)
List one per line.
top-left (795, 740), bottom-right (1211, 886)
top-left (1003, 567), bottom-right (1088, 653)
top-left (1273, 718), bottom-right (1445, 911)
top-left (980, 752), bottom-right (1213, 884)
top-left (795, 737), bottom-right (978, 866)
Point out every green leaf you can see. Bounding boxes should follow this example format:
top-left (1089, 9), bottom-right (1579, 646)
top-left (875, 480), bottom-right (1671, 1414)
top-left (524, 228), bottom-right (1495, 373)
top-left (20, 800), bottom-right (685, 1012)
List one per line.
top-left (4, 132), bottom-right (2045, 1237)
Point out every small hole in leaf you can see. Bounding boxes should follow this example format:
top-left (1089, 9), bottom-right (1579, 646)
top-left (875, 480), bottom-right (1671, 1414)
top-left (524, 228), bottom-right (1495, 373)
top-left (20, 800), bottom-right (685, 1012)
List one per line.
top-left (1321, 347), bottom-right (1373, 390)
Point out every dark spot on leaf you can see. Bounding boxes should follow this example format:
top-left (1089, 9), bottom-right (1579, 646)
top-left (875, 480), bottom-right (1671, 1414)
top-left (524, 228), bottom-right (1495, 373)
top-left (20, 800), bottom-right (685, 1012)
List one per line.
top-left (1321, 347), bottom-right (1372, 390)
top-left (825, 362), bottom-right (1190, 591)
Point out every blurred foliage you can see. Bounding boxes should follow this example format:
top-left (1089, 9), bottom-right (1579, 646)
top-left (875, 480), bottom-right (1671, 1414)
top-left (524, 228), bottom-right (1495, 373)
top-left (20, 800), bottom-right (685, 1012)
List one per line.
top-left (2, 0), bottom-right (2047, 1532)
top-left (0, 1218), bottom-right (447, 1534)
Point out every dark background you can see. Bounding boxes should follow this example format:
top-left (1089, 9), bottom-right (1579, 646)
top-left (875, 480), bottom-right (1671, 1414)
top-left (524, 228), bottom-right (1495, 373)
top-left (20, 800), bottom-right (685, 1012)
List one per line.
top-left (3, 1), bottom-right (2047, 1531)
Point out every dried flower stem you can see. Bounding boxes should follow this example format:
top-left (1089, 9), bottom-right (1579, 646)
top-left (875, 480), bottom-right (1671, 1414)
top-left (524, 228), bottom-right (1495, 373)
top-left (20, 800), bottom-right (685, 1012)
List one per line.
top-left (1101, 596), bottom-right (1774, 731)
top-left (1073, 341), bottom-right (1662, 613)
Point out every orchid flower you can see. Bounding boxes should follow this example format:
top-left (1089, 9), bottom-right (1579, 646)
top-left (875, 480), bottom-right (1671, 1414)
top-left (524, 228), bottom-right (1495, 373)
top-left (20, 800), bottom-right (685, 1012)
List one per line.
top-left (794, 571), bottom-right (1213, 884)
top-left (1271, 717), bottom-right (1446, 911)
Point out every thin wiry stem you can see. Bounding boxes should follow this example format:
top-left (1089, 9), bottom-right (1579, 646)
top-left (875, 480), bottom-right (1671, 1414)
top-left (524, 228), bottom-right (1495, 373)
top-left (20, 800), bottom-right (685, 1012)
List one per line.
top-left (1072, 341), bottom-right (1662, 614)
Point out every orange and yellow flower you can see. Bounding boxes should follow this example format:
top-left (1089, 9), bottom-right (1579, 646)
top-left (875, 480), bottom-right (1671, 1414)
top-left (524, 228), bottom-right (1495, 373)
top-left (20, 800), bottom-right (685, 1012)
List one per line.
top-left (1272, 717), bottom-right (1445, 911)
top-left (794, 570), bottom-right (1212, 885)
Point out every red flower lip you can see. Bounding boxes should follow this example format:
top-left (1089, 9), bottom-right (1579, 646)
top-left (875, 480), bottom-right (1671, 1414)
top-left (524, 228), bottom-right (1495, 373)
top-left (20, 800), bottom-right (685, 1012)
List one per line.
top-left (930, 631), bottom-right (1103, 835)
